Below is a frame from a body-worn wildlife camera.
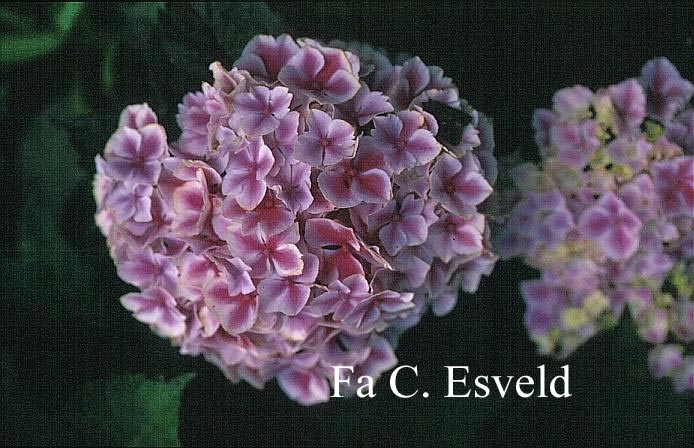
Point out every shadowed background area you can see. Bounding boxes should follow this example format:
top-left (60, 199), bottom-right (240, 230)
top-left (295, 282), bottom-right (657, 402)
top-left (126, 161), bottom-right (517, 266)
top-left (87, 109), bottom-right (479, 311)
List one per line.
top-left (1, 2), bottom-right (692, 446)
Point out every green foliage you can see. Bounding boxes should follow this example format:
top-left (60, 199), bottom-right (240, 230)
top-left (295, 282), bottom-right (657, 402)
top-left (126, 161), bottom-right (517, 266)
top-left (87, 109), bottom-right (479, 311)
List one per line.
top-left (65, 373), bottom-right (195, 446)
top-left (0, 2), bottom-right (83, 64)
top-left (1, 33), bottom-right (62, 64)
top-left (54, 2), bottom-right (84, 34)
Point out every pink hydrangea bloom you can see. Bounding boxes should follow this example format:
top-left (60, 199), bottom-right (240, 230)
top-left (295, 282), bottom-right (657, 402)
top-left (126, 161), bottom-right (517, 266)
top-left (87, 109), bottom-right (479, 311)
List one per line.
top-left (641, 57), bottom-right (694, 122)
top-left (104, 124), bottom-right (167, 184)
top-left (431, 152), bottom-right (493, 216)
top-left (294, 109), bottom-right (356, 166)
top-left (578, 192), bottom-right (642, 261)
top-left (317, 144), bottom-right (391, 208)
top-left (176, 83), bottom-right (227, 159)
top-left (221, 138), bottom-right (275, 210)
top-left (233, 85), bottom-right (292, 136)
top-left (234, 34), bottom-right (300, 81)
top-left (278, 42), bottom-right (360, 104)
top-left (367, 194), bottom-right (429, 256)
top-left (95, 35), bottom-right (498, 405)
top-left (499, 58), bottom-right (694, 394)
top-left (120, 287), bottom-right (186, 338)
top-left (651, 157), bottom-right (694, 217)
top-left (371, 110), bottom-right (441, 173)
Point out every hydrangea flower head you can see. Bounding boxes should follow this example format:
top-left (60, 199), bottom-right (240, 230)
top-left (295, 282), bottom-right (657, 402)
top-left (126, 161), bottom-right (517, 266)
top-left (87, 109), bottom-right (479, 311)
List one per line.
top-left (499, 58), bottom-right (694, 393)
top-left (95, 35), bottom-right (498, 405)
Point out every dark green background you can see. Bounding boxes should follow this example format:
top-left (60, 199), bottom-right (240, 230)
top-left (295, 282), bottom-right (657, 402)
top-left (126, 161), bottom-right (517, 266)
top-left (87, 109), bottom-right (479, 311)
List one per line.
top-left (2, 2), bottom-right (693, 446)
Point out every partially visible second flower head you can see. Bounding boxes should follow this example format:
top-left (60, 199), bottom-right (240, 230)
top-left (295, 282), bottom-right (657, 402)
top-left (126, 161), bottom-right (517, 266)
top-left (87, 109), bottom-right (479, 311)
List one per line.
top-left (500, 58), bottom-right (694, 393)
top-left (94, 35), bottom-right (498, 405)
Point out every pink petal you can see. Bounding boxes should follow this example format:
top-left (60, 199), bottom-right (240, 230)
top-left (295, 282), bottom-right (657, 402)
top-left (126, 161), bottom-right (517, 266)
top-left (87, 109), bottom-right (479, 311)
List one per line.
top-left (105, 127), bottom-right (141, 159)
top-left (120, 287), bottom-right (185, 338)
top-left (304, 218), bottom-right (359, 249)
top-left (258, 278), bottom-right (310, 316)
top-left (277, 367), bottom-right (329, 406)
top-left (317, 170), bottom-right (359, 208)
top-left (578, 208), bottom-right (611, 239)
top-left (379, 223), bottom-right (408, 256)
top-left (605, 225), bottom-right (639, 261)
top-left (294, 135), bottom-right (324, 166)
top-left (203, 276), bottom-right (258, 334)
top-left (352, 169), bottom-right (392, 204)
top-left (407, 129), bottom-right (440, 164)
top-left (138, 124), bottom-right (167, 160)
top-left (324, 70), bottom-right (361, 103)
top-left (271, 244), bottom-right (304, 277)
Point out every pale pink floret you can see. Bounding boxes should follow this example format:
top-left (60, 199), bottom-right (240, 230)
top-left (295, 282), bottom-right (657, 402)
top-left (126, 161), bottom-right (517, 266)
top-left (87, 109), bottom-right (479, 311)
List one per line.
top-left (367, 194), bottom-right (429, 256)
top-left (371, 111), bottom-right (441, 173)
top-left (176, 83), bottom-right (227, 158)
top-left (104, 181), bottom-right (153, 224)
top-left (104, 124), bottom-right (167, 184)
top-left (171, 168), bottom-right (212, 237)
top-left (222, 138), bottom-right (275, 210)
top-left (278, 43), bottom-right (360, 104)
top-left (609, 79), bottom-right (647, 133)
top-left (426, 212), bottom-right (485, 263)
top-left (203, 274), bottom-right (258, 335)
top-left (550, 120), bottom-right (600, 168)
top-left (222, 190), bottom-right (295, 237)
top-left (257, 252), bottom-right (319, 316)
top-left (431, 153), bottom-right (492, 215)
top-left (337, 82), bottom-right (394, 126)
top-left (342, 289), bottom-right (415, 333)
top-left (277, 353), bottom-right (330, 406)
top-left (234, 34), bottom-right (300, 80)
top-left (552, 85), bottom-right (593, 121)
top-left (578, 192), bottom-right (642, 261)
top-left (226, 223), bottom-right (304, 278)
top-left (233, 85), bottom-right (292, 136)
top-left (118, 103), bottom-right (158, 129)
top-left (651, 157), bottom-right (694, 218)
top-left (271, 161), bottom-right (313, 214)
top-left (294, 109), bottom-right (356, 166)
top-left (117, 247), bottom-right (178, 294)
top-left (317, 142), bottom-right (391, 208)
top-left (641, 57), bottom-right (694, 122)
top-left (121, 287), bottom-right (186, 338)
top-left (310, 273), bottom-right (370, 319)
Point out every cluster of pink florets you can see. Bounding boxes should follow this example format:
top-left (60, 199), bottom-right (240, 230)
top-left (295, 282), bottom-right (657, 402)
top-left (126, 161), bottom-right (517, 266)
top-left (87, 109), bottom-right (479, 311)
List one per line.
top-left (499, 58), bottom-right (694, 393)
top-left (94, 35), bottom-right (498, 404)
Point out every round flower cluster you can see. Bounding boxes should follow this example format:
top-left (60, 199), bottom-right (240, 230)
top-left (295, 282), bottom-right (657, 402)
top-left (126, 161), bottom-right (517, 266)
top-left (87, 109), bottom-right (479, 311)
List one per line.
top-left (94, 35), bottom-right (498, 405)
top-left (499, 58), bottom-right (694, 393)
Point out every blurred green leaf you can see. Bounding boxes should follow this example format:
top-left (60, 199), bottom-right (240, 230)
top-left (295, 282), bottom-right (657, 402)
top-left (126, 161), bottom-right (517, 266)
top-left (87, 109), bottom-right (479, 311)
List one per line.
top-left (0, 33), bottom-right (61, 64)
top-left (55, 2), bottom-right (84, 34)
top-left (65, 373), bottom-right (195, 446)
top-left (0, 2), bottom-right (85, 65)
top-left (121, 2), bottom-right (165, 23)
